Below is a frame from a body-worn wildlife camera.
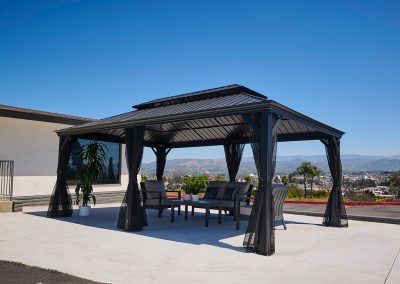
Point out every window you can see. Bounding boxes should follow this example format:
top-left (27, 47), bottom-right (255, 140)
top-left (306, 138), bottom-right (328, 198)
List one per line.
top-left (66, 139), bottom-right (121, 184)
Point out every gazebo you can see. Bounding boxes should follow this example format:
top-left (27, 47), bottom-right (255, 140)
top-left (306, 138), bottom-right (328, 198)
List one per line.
top-left (48, 84), bottom-right (348, 256)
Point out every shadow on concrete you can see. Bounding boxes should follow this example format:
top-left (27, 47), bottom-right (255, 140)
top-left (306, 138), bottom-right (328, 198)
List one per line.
top-left (26, 206), bottom-right (314, 253)
top-left (284, 220), bottom-right (325, 227)
top-left (27, 206), bottom-right (249, 252)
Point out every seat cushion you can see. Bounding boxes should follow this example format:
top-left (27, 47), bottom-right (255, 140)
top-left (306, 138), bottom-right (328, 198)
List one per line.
top-left (226, 182), bottom-right (250, 195)
top-left (144, 180), bottom-right (167, 199)
top-left (208, 181), bottom-right (228, 200)
top-left (145, 198), bottom-right (172, 206)
top-left (220, 200), bottom-right (234, 208)
top-left (204, 187), bottom-right (219, 199)
top-left (223, 187), bottom-right (238, 201)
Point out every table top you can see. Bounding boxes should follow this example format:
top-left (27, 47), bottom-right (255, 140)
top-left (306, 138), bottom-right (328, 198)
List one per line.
top-left (170, 199), bottom-right (223, 206)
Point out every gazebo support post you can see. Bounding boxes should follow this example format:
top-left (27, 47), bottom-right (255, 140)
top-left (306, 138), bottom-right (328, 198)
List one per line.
top-left (243, 111), bottom-right (277, 256)
top-left (151, 146), bottom-right (171, 181)
top-left (117, 126), bottom-right (148, 231)
top-left (47, 135), bottom-right (74, 217)
top-left (260, 111), bottom-right (275, 255)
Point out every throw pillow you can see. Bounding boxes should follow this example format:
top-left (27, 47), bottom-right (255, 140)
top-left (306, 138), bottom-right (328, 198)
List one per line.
top-left (204, 187), bottom-right (219, 199)
top-left (224, 187), bottom-right (237, 201)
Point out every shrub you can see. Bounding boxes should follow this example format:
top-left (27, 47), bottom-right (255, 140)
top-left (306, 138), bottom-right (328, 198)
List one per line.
top-left (214, 175), bottom-right (225, 181)
top-left (310, 189), bottom-right (329, 199)
top-left (344, 190), bottom-right (376, 202)
top-left (287, 185), bottom-right (303, 199)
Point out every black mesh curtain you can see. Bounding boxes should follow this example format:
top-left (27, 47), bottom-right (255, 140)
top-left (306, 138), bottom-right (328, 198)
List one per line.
top-left (321, 137), bottom-right (348, 227)
top-left (47, 135), bottom-right (74, 217)
top-left (243, 112), bottom-right (281, 255)
top-left (117, 126), bottom-right (148, 231)
top-left (152, 146), bottom-right (171, 181)
top-left (224, 144), bottom-right (245, 181)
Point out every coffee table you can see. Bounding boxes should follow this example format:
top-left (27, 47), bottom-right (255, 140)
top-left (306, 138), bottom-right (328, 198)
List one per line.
top-left (170, 199), bottom-right (223, 227)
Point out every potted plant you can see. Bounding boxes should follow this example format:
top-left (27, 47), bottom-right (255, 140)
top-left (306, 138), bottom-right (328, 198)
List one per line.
top-left (183, 175), bottom-right (208, 202)
top-left (75, 140), bottom-right (108, 216)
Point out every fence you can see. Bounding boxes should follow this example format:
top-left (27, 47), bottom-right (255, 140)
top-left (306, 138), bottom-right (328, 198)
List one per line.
top-left (0, 160), bottom-right (14, 200)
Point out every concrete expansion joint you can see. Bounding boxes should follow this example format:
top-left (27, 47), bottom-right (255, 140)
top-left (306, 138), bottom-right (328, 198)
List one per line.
top-left (384, 247), bottom-right (400, 283)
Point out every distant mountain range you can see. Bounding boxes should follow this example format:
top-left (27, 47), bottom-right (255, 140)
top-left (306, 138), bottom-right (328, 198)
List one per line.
top-left (141, 155), bottom-right (400, 175)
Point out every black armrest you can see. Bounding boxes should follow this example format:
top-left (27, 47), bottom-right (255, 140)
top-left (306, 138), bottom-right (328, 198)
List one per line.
top-left (236, 192), bottom-right (248, 201)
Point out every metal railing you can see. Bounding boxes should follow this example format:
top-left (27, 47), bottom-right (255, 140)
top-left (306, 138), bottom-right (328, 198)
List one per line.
top-left (0, 160), bottom-right (14, 200)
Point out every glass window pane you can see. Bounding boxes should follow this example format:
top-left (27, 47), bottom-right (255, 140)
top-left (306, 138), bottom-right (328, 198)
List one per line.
top-left (66, 139), bottom-right (121, 184)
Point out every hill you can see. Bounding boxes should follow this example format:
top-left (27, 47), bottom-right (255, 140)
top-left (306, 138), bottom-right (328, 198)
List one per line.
top-left (141, 155), bottom-right (400, 175)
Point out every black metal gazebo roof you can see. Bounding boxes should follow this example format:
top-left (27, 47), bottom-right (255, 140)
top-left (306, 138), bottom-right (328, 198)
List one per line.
top-left (57, 84), bottom-right (344, 146)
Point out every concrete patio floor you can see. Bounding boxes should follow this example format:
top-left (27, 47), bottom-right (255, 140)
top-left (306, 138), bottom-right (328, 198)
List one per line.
top-left (0, 203), bottom-right (399, 284)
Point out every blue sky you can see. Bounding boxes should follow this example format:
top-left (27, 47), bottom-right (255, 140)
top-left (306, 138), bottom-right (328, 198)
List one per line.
top-left (1, 0), bottom-right (399, 162)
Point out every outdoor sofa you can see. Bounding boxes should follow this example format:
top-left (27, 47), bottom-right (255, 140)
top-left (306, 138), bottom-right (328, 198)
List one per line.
top-left (197, 181), bottom-right (253, 230)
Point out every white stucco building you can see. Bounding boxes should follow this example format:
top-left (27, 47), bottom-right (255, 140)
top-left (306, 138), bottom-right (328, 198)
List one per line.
top-left (0, 104), bottom-right (128, 208)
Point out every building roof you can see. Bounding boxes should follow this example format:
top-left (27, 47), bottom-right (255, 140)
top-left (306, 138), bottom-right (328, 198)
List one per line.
top-left (56, 85), bottom-right (344, 147)
top-left (0, 104), bottom-right (94, 125)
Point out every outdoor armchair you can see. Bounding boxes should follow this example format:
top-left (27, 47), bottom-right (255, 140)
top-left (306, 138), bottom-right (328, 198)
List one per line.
top-left (141, 180), bottom-right (181, 218)
top-left (272, 184), bottom-right (289, 230)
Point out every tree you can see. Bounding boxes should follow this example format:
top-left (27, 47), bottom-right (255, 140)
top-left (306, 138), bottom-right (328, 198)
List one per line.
top-left (288, 171), bottom-right (297, 184)
top-left (389, 172), bottom-right (400, 201)
top-left (308, 165), bottom-right (322, 197)
top-left (297, 162), bottom-right (312, 198)
top-left (281, 176), bottom-right (289, 186)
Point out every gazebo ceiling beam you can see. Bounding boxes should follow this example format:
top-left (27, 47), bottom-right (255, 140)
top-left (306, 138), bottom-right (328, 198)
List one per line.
top-left (57, 102), bottom-right (268, 136)
top-left (71, 132), bottom-right (124, 143)
top-left (142, 131), bottom-right (330, 149)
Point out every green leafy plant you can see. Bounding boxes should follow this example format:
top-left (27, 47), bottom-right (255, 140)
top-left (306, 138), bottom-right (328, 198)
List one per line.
top-left (183, 175), bottom-right (209, 195)
top-left (243, 175), bottom-right (252, 183)
top-left (214, 175), bottom-right (225, 182)
top-left (75, 140), bottom-right (108, 207)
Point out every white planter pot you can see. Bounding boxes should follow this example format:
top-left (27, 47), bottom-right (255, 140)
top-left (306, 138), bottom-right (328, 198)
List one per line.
top-left (183, 194), bottom-right (192, 201)
top-left (191, 194), bottom-right (199, 202)
top-left (79, 205), bottom-right (91, 217)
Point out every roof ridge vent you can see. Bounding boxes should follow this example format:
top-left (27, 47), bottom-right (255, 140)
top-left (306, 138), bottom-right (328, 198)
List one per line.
top-left (133, 84), bottom-right (267, 110)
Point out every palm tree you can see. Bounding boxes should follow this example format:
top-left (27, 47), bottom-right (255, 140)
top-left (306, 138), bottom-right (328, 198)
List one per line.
top-left (308, 165), bottom-right (321, 197)
top-left (297, 162), bottom-right (312, 198)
